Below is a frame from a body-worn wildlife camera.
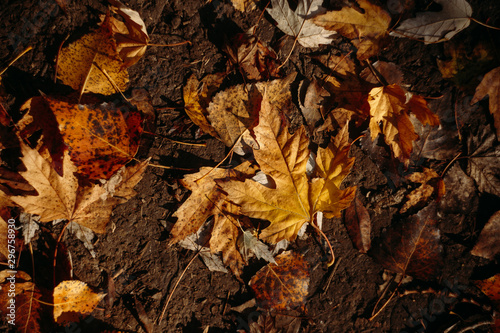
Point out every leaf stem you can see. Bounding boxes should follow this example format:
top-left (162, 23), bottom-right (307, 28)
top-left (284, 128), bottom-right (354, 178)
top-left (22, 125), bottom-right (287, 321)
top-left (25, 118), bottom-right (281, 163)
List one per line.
top-left (470, 17), bottom-right (500, 30)
top-left (310, 217), bottom-right (335, 267)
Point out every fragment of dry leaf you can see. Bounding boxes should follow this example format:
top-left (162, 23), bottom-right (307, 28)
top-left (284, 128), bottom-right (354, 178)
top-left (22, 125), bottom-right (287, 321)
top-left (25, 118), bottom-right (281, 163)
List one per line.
top-left (471, 67), bottom-right (500, 138)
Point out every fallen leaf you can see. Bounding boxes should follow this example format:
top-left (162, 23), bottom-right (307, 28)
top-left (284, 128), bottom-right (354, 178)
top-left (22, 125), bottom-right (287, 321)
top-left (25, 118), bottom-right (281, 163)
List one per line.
top-left (10, 142), bottom-right (148, 233)
top-left (313, 0), bottom-right (391, 60)
top-left (467, 126), bottom-right (500, 197)
top-left (218, 94), bottom-right (355, 243)
top-left (57, 16), bottom-right (129, 95)
top-left (249, 251), bottom-right (309, 311)
top-left (370, 203), bottom-right (443, 280)
top-left (239, 229), bottom-right (276, 264)
top-left (390, 0), bottom-right (472, 44)
top-left (400, 168), bottom-right (445, 214)
top-left (266, 0), bottom-right (336, 48)
top-left (40, 95), bottom-right (142, 180)
top-left (360, 61), bottom-right (404, 85)
top-left (298, 79), bottom-right (329, 132)
top-left (471, 211), bottom-right (500, 260)
top-left (107, 0), bottom-right (149, 67)
top-left (53, 280), bottom-right (105, 325)
top-left (19, 213), bottom-right (40, 245)
top-left (471, 67), bottom-right (500, 138)
top-left (207, 85), bottom-right (261, 147)
top-left (171, 162), bottom-right (257, 277)
top-left (224, 27), bottom-right (281, 81)
top-left (344, 197), bottom-right (371, 253)
top-left (183, 73), bottom-right (224, 138)
top-left (475, 274), bottom-right (500, 309)
top-left (0, 217), bottom-right (10, 259)
top-left (0, 271), bottom-right (42, 332)
top-left (231, 0), bottom-right (257, 12)
top-left (368, 84), bottom-right (440, 164)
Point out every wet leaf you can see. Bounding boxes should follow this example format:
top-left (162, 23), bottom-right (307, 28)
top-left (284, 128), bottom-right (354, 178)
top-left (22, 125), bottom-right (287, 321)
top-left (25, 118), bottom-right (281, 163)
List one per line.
top-left (249, 251), bottom-right (309, 311)
top-left (266, 0), bottom-right (336, 48)
top-left (344, 197), bottom-right (371, 253)
top-left (224, 28), bottom-right (281, 81)
top-left (390, 0), bottom-right (472, 44)
top-left (53, 280), bottom-right (105, 325)
top-left (41, 95), bottom-right (142, 180)
top-left (471, 67), bottom-right (500, 138)
top-left (370, 203), bottom-right (443, 280)
top-left (313, 0), bottom-right (391, 60)
top-left (10, 143), bottom-right (148, 233)
top-left (183, 73), bottom-right (224, 138)
top-left (57, 16), bottom-right (129, 95)
top-left (107, 0), bottom-right (149, 67)
top-left (368, 84), bottom-right (440, 164)
top-left (471, 211), bottom-right (500, 260)
top-left (218, 94), bottom-right (355, 243)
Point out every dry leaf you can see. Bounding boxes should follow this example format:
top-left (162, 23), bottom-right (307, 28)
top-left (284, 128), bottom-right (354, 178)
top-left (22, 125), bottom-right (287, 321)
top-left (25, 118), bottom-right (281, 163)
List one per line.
top-left (360, 61), bottom-right (404, 85)
top-left (313, 0), bottom-right (391, 60)
top-left (471, 67), bottom-right (500, 138)
top-left (471, 211), bottom-right (500, 260)
top-left (0, 271), bottom-right (42, 332)
top-left (183, 73), bottom-right (224, 138)
top-left (107, 0), bottom-right (149, 67)
top-left (298, 79), bottom-right (329, 132)
top-left (41, 95), bottom-right (142, 180)
top-left (400, 168), bottom-right (445, 214)
top-left (53, 280), bottom-right (105, 325)
top-left (239, 229), bottom-right (276, 264)
top-left (249, 251), bottom-right (309, 311)
top-left (224, 27), bottom-right (281, 81)
top-left (231, 0), bottom-right (257, 11)
top-left (0, 217), bottom-right (9, 259)
top-left (11, 143), bottom-right (148, 233)
top-left (218, 94), bottom-right (355, 243)
top-left (266, 0), bottom-right (336, 48)
top-left (344, 197), bottom-right (371, 253)
top-left (368, 84), bottom-right (440, 164)
top-left (57, 16), bottom-right (129, 95)
top-left (370, 203), bottom-right (443, 280)
top-left (475, 274), bottom-right (500, 309)
top-left (390, 0), bottom-right (472, 44)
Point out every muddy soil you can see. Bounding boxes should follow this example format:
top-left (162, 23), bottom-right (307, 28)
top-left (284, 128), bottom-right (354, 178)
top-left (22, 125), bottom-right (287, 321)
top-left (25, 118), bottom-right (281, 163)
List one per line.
top-left (1, 0), bottom-right (499, 332)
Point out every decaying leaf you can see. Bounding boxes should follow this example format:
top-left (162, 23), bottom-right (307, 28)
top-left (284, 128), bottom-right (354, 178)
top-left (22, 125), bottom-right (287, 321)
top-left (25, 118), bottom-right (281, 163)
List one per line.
top-left (400, 168), bottom-right (445, 214)
top-left (218, 94), bottom-right (355, 243)
top-left (475, 274), bottom-right (500, 309)
top-left (183, 73), bottom-right (224, 138)
top-left (107, 0), bottom-right (149, 67)
top-left (344, 197), bottom-right (371, 253)
top-left (471, 67), bottom-right (500, 138)
top-left (0, 217), bottom-right (9, 259)
top-left (224, 28), bottom-right (281, 81)
top-left (41, 95), bottom-right (142, 180)
top-left (266, 0), bottom-right (336, 48)
top-left (10, 143), bottom-right (148, 233)
top-left (53, 280), bottom-right (105, 325)
top-left (298, 79), bottom-right (329, 132)
top-left (239, 229), bottom-right (276, 264)
top-left (57, 16), bottom-right (129, 95)
top-left (368, 84), bottom-right (440, 164)
top-left (471, 211), bottom-right (500, 260)
top-left (231, 0), bottom-right (257, 12)
top-left (360, 61), bottom-right (404, 86)
top-left (0, 271), bottom-right (42, 332)
top-left (313, 0), bottom-right (391, 60)
top-left (390, 0), bottom-right (472, 44)
top-left (370, 203), bottom-right (443, 280)
top-left (249, 251), bottom-right (309, 311)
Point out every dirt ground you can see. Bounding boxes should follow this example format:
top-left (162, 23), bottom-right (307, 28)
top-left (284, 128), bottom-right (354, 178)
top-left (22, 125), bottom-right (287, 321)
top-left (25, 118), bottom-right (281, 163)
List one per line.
top-left (1, 0), bottom-right (500, 332)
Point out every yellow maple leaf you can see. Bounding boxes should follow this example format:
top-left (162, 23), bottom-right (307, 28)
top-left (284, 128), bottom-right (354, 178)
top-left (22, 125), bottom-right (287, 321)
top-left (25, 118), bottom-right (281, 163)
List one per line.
top-left (313, 0), bottom-right (391, 60)
top-left (10, 142), bottom-right (148, 233)
top-left (218, 94), bottom-right (355, 243)
top-left (368, 84), bottom-right (440, 164)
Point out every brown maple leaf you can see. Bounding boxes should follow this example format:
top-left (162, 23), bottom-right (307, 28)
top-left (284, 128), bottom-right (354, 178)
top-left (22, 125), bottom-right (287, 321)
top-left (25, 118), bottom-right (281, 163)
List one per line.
top-left (471, 66), bottom-right (500, 138)
top-left (471, 211), bottom-right (500, 260)
top-left (400, 168), bottom-right (445, 214)
top-left (368, 84), bottom-right (440, 164)
top-left (370, 203), bottom-right (443, 280)
top-left (344, 196), bottom-right (371, 253)
top-left (9, 142), bottom-right (148, 233)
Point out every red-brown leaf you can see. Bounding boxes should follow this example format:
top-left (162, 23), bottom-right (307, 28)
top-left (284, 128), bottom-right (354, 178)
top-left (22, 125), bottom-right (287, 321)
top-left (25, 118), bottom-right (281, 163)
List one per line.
top-left (344, 197), bottom-right (371, 253)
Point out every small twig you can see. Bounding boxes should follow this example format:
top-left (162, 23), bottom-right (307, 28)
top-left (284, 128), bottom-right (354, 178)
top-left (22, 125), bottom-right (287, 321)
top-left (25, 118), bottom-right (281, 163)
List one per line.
top-left (53, 220), bottom-right (71, 289)
top-left (0, 46), bottom-right (33, 76)
top-left (440, 152), bottom-right (462, 178)
top-left (158, 251), bottom-right (201, 325)
top-left (143, 130), bottom-right (206, 147)
top-left (148, 40), bottom-right (191, 47)
top-left (365, 59), bottom-right (388, 86)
